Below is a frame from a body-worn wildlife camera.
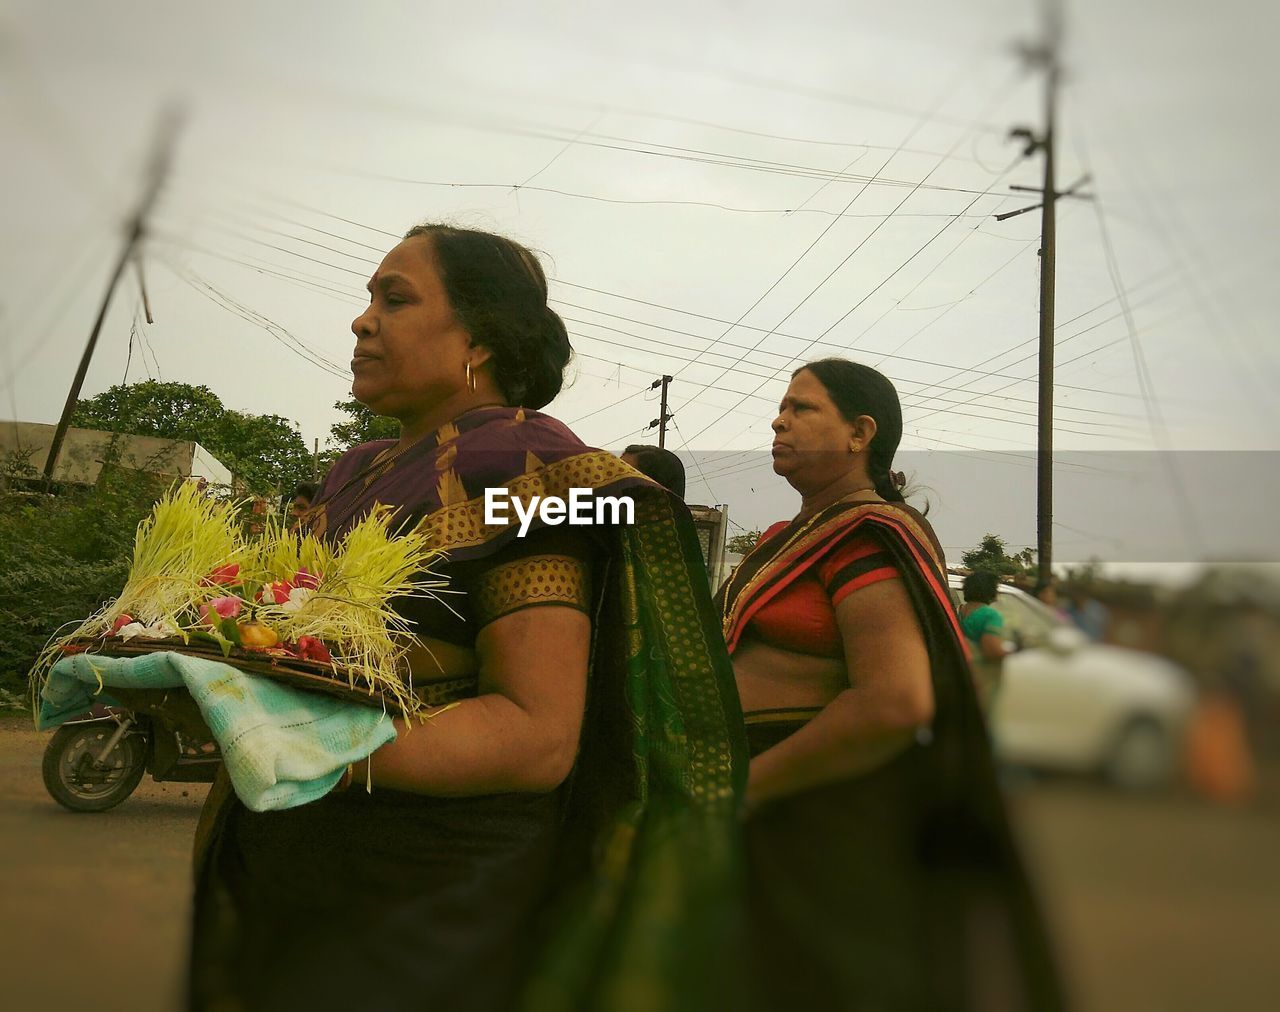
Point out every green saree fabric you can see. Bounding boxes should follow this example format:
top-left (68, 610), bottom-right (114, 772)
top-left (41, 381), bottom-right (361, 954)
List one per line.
top-left (522, 491), bottom-right (747, 1011)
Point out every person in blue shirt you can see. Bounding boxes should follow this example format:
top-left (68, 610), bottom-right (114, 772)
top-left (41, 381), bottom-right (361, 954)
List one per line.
top-left (960, 570), bottom-right (1009, 711)
top-left (1063, 584), bottom-right (1110, 642)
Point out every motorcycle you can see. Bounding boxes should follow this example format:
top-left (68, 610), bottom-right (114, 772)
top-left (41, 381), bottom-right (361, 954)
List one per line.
top-left (42, 694), bottom-right (221, 812)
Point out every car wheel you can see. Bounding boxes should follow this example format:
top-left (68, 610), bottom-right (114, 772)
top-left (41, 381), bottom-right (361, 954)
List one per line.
top-left (1105, 717), bottom-right (1175, 790)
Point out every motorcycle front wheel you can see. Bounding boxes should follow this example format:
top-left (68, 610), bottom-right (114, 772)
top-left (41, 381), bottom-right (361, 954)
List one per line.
top-left (42, 723), bottom-right (147, 812)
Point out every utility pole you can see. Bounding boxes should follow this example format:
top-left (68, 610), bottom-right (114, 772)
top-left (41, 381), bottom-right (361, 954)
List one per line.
top-left (998, 1), bottom-right (1089, 592)
top-left (42, 109), bottom-right (180, 484)
top-left (649, 374), bottom-right (673, 448)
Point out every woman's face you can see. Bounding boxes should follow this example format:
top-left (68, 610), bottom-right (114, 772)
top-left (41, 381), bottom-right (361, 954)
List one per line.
top-left (770, 369), bottom-right (861, 487)
top-left (349, 237), bottom-right (476, 420)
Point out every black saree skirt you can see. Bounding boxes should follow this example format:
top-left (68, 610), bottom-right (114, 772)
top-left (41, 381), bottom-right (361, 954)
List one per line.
top-left (744, 710), bottom-right (939, 1012)
top-left (743, 710), bottom-right (1060, 1012)
top-left (190, 782), bottom-right (564, 1012)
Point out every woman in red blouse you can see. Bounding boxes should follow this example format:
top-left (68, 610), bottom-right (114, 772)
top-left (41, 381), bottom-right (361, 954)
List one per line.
top-left (719, 359), bottom-right (1062, 1011)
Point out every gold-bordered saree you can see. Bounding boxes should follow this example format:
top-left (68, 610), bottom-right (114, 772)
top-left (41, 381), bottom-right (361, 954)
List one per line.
top-left (189, 406), bottom-right (747, 1012)
top-left (720, 498), bottom-right (1065, 1012)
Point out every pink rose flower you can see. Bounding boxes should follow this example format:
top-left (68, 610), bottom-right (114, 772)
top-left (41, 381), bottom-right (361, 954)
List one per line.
top-left (200, 596), bottom-right (243, 626)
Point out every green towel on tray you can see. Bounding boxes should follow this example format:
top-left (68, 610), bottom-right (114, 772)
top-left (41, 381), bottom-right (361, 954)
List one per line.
top-left (40, 651), bottom-right (397, 812)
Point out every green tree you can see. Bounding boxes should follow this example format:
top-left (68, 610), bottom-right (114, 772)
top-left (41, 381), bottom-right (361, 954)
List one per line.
top-left (70, 381), bottom-right (311, 494)
top-left (726, 530), bottom-right (761, 556)
top-left (317, 399), bottom-right (400, 473)
top-left (960, 533), bottom-right (1037, 580)
top-left (215, 410), bottom-right (313, 494)
top-left (70, 381), bottom-right (225, 436)
top-left (327, 399), bottom-right (399, 453)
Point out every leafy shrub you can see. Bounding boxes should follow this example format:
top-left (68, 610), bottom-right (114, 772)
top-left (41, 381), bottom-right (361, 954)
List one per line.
top-left (0, 459), bottom-right (164, 699)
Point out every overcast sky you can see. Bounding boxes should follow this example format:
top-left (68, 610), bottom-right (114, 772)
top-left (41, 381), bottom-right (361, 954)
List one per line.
top-left (3, 0), bottom-right (1277, 568)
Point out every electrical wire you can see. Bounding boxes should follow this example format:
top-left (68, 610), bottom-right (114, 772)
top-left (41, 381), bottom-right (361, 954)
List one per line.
top-left (160, 258), bottom-right (350, 380)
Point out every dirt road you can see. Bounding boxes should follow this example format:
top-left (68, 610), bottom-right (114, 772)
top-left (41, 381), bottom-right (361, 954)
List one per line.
top-left (2, 714), bottom-right (1277, 1011)
top-left (0, 716), bottom-right (207, 1012)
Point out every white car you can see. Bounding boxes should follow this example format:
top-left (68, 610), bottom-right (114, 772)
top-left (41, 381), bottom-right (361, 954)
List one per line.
top-left (948, 577), bottom-right (1196, 789)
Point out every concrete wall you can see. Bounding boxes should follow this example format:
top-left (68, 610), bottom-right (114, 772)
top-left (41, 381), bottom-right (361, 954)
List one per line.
top-left (0, 422), bottom-right (232, 486)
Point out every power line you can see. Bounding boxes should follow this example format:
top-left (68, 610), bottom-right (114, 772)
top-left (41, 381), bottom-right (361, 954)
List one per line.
top-left (564, 383), bottom-right (652, 425)
top-left (676, 180), bottom-right (1021, 448)
top-left (898, 261), bottom-right (1186, 412)
top-left (903, 284), bottom-right (1195, 429)
top-left (568, 316), bottom-right (1132, 435)
top-left (644, 58), bottom-right (1010, 136)
top-left (202, 210), bottom-right (382, 267)
top-left (154, 177), bottom-right (1157, 444)
top-left (565, 304), bottom-right (1138, 422)
top-left (670, 415), bottom-right (719, 504)
top-left (122, 306), bottom-right (137, 385)
top-left (191, 172), bottom-right (1008, 221)
top-left (868, 218), bottom-right (1042, 367)
top-left (160, 258), bottom-right (350, 380)
top-left (171, 184), bottom-right (1157, 409)
top-left (150, 232), bottom-right (367, 304)
top-left (159, 191), bottom-right (1155, 439)
top-left (551, 287), bottom-right (1153, 402)
top-left (669, 65), bottom-right (1017, 391)
top-left (195, 220), bottom-right (378, 272)
top-left (1088, 182), bottom-right (1204, 554)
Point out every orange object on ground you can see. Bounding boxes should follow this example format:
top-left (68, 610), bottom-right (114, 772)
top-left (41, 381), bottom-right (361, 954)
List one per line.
top-left (1184, 693), bottom-right (1257, 805)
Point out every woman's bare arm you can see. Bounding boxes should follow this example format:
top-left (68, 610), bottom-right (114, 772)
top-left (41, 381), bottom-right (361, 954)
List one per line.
top-left (745, 578), bottom-right (934, 810)
top-left (351, 604), bottom-right (590, 796)
top-left (980, 630), bottom-right (1009, 662)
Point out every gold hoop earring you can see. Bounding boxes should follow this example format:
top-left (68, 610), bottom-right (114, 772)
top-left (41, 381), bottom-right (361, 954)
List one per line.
top-left (464, 360), bottom-right (477, 393)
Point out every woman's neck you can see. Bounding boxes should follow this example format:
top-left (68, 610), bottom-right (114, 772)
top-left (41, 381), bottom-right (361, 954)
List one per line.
top-left (795, 468), bottom-right (878, 521)
top-left (396, 394), bottom-right (507, 449)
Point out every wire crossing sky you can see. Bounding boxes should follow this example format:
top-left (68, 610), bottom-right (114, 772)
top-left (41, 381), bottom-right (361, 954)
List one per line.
top-left (3, 0), bottom-right (1277, 568)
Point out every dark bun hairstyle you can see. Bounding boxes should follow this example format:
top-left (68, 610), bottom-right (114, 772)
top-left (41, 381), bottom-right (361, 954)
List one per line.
top-left (795, 358), bottom-right (905, 502)
top-left (403, 223), bottom-right (572, 410)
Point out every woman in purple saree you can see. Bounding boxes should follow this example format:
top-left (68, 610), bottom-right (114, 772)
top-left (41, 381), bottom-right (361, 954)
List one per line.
top-left (188, 225), bottom-right (745, 1012)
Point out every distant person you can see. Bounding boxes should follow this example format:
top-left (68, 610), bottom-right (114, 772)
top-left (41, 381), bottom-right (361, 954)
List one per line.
top-left (288, 481), bottom-right (318, 523)
top-left (960, 570), bottom-right (1010, 710)
top-left (620, 443), bottom-right (686, 499)
top-left (1036, 582), bottom-right (1071, 623)
top-left (246, 496), bottom-right (270, 537)
top-left (1063, 584), bottom-right (1109, 641)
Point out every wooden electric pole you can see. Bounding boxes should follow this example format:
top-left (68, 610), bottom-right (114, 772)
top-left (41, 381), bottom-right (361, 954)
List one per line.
top-left (41, 109), bottom-right (180, 484)
top-left (649, 374), bottom-right (673, 448)
top-left (1034, 13), bottom-right (1059, 595)
top-left (997, 1), bottom-right (1089, 592)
